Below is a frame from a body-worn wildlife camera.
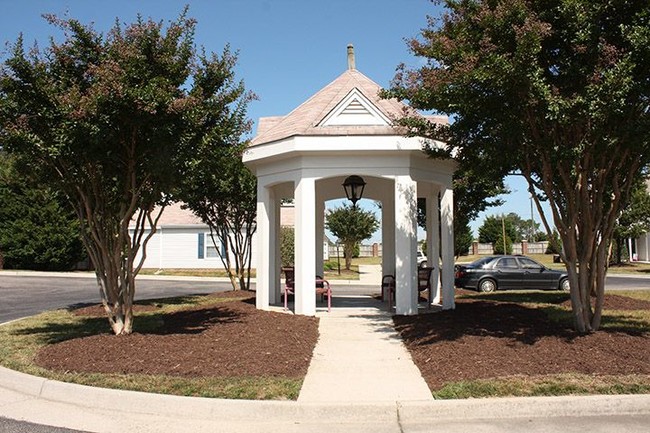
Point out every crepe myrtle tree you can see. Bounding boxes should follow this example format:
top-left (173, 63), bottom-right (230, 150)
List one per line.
top-left (180, 152), bottom-right (257, 291)
top-left (383, 0), bottom-right (650, 333)
top-left (0, 10), bottom-right (252, 334)
top-left (325, 204), bottom-right (379, 271)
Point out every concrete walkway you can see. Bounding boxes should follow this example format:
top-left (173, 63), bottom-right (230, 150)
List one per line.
top-left (358, 264), bottom-right (382, 285)
top-left (298, 295), bottom-right (433, 403)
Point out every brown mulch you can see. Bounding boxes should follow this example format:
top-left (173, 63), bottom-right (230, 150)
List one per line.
top-left (560, 294), bottom-right (650, 311)
top-left (394, 293), bottom-right (650, 390)
top-left (37, 291), bottom-right (318, 378)
top-left (35, 290), bottom-right (650, 392)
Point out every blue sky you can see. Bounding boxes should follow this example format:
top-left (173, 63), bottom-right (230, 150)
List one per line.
top-left (0, 0), bottom-right (550, 239)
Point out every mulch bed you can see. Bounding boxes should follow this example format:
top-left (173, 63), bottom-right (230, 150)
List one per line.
top-left (37, 291), bottom-right (318, 379)
top-left (561, 293), bottom-right (650, 311)
top-left (35, 290), bottom-right (650, 393)
top-left (394, 293), bottom-right (650, 390)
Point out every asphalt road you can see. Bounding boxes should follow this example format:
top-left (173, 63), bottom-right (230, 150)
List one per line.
top-left (0, 273), bottom-right (647, 324)
top-left (0, 274), bottom-right (234, 324)
top-left (0, 417), bottom-right (86, 433)
top-left (605, 275), bottom-right (650, 290)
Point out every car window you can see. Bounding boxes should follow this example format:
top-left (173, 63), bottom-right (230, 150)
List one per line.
top-left (470, 257), bottom-right (496, 268)
top-left (518, 257), bottom-right (542, 269)
top-left (495, 258), bottom-right (518, 269)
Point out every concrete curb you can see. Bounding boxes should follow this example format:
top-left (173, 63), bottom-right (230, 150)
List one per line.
top-left (2, 366), bottom-right (649, 424)
top-left (399, 394), bottom-right (650, 421)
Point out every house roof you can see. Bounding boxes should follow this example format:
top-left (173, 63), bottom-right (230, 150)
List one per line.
top-left (128, 202), bottom-right (204, 228)
top-left (251, 67), bottom-right (447, 146)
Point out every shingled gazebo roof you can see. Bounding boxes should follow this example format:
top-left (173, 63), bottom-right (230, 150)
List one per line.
top-left (252, 68), bottom-right (445, 146)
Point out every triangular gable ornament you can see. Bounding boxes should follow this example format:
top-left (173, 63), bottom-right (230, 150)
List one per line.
top-left (318, 88), bottom-right (391, 127)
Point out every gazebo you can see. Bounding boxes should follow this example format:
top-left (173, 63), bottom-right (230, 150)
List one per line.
top-left (243, 46), bottom-right (456, 316)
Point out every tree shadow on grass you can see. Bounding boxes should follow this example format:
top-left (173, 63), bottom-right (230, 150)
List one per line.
top-left (12, 316), bottom-right (110, 345)
top-left (14, 304), bottom-right (246, 345)
top-left (394, 299), bottom-right (648, 348)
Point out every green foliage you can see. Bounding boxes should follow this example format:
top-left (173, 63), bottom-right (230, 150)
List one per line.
top-left (416, 177), bottom-right (507, 258)
top-left (504, 212), bottom-right (542, 243)
top-left (0, 9), bottom-right (251, 334)
top-left (611, 178), bottom-right (650, 263)
top-left (416, 196), bottom-right (481, 258)
top-left (325, 204), bottom-right (378, 270)
top-left (478, 215), bottom-right (518, 245)
top-left (493, 235), bottom-right (513, 255)
top-left (614, 178), bottom-right (650, 240)
top-left (534, 231), bottom-right (548, 242)
top-left (454, 219), bottom-right (474, 257)
top-left (385, 0), bottom-right (650, 332)
top-left (546, 230), bottom-right (562, 254)
top-left (280, 226), bottom-right (295, 267)
top-left (0, 152), bottom-right (84, 270)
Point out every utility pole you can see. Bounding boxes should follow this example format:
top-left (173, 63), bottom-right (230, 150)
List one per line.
top-left (501, 216), bottom-right (507, 255)
top-left (530, 195), bottom-right (535, 242)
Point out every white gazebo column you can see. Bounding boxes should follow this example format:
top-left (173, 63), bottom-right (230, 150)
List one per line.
top-left (394, 175), bottom-right (418, 315)
top-left (382, 188), bottom-right (396, 277)
top-left (426, 184), bottom-right (441, 304)
top-left (271, 196), bottom-right (282, 304)
top-left (294, 176), bottom-right (317, 315)
top-left (256, 181), bottom-right (278, 310)
top-left (441, 186), bottom-right (455, 310)
top-left (315, 195), bottom-right (325, 278)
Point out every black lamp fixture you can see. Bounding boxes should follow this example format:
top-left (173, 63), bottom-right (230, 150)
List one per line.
top-left (343, 175), bottom-right (366, 207)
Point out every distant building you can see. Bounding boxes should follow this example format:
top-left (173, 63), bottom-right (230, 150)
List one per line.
top-left (129, 202), bottom-right (330, 269)
top-left (632, 179), bottom-right (650, 262)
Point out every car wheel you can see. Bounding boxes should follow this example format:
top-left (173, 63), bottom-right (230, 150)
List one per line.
top-left (419, 260), bottom-right (427, 268)
top-left (560, 278), bottom-right (570, 292)
top-left (478, 278), bottom-right (496, 293)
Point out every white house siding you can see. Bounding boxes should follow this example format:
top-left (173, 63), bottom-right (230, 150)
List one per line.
top-left (636, 233), bottom-right (650, 262)
top-left (131, 226), bottom-right (259, 270)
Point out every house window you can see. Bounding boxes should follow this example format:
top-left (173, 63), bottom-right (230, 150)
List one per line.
top-left (198, 233), bottom-right (224, 259)
top-left (206, 244), bottom-right (220, 258)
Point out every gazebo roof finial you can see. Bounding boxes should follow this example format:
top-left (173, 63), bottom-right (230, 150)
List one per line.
top-left (347, 44), bottom-right (356, 70)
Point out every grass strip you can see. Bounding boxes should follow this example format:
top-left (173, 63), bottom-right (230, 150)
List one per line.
top-left (433, 374), bottom-right (650, 399)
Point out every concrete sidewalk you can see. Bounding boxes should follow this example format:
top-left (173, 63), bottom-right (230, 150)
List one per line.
top-left (298, 295), bottom-right (432, 403)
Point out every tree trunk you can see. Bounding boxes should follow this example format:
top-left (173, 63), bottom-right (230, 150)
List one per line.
top-left (344, 243), bottom-right (353, 271)
top-left (523, 153), bottom-right (628, 334)
top-left (76, 191), bottom-right (162, 335)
